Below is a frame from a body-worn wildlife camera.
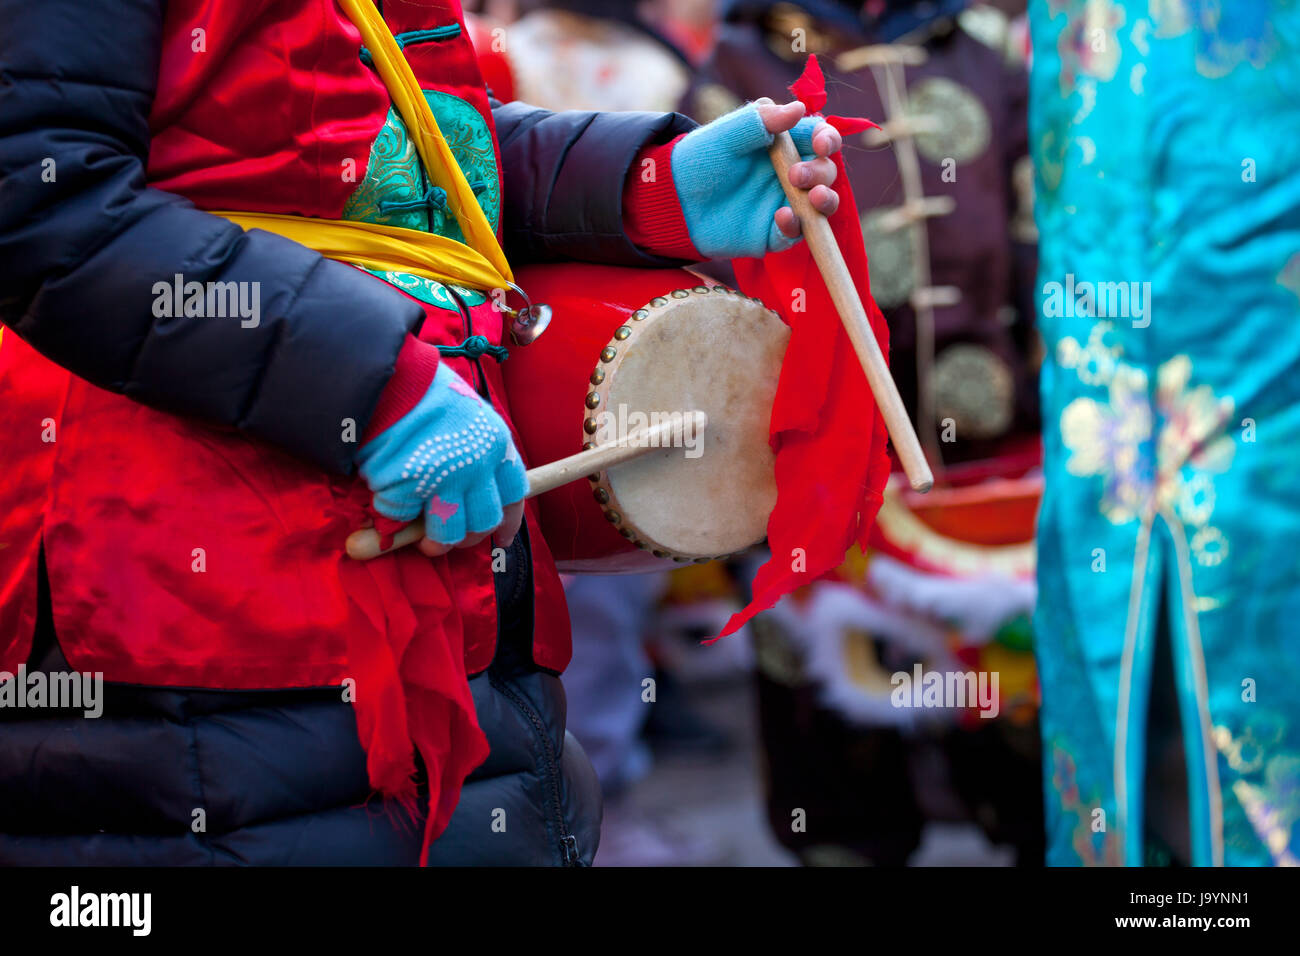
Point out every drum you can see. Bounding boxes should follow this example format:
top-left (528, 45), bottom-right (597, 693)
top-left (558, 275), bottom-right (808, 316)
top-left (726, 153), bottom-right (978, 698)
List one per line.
top-left (504, 263), bottom-right (790, 572)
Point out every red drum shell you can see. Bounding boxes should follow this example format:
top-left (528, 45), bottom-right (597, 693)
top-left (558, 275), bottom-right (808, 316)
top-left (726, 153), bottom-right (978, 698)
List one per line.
top-left (504, 264), bottom-right (683, 571)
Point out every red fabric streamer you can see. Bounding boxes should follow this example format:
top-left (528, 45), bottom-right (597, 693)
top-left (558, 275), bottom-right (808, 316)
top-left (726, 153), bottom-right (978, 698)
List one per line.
top-left (789, 53), bottom-right (881, 136)
top-left (718, 55), bottom-right (892, 638)
top-left (338, 544), bottom-right (490, 865)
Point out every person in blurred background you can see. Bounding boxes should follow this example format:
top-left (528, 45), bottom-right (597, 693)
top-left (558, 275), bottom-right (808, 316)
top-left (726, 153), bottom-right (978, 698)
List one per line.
top-left (1031, 0), bottom-right (1300, 867)
top-left (683, 0), bottom-right (1046, 865)
top-left (489, 1), bottom-right (703, 111)
top-left (688, 0), bottom-right (1039, 464)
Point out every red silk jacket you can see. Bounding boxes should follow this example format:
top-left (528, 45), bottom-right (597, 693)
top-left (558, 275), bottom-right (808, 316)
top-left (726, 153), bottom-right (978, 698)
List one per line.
top-left (0, 0), bottom-right (571, 691)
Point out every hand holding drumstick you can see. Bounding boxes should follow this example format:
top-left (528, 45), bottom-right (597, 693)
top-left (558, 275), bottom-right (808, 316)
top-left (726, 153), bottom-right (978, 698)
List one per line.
top-left (668, 95), bottom-right (932, 491)
top-left (757, 97), bottom-right (934, 493)
top-left (347, 413), bottom-right (707, 561)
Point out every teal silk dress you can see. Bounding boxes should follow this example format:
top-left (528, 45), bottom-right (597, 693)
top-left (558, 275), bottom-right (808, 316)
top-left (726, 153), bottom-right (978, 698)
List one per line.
top-left (1031, 1), bottom-right (1300, 865)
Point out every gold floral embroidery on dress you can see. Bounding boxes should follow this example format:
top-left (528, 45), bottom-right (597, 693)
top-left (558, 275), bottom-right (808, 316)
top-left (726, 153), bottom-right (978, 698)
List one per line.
top-left (1150, 0), bottom-right (1281, 79)
top-left (1214, 719), bottom-right (1300, 866)
top-left (1051, 742), bottom-right (1122, 865)
top-left (1051, 0), bottom-right (1126, 93)
top-left (1057, 323), bottom-right (1235, 567)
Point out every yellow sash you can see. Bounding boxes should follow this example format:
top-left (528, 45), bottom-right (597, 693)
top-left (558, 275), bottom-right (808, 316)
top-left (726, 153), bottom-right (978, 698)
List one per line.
top-left (212, 0), bottom-right (512, 292)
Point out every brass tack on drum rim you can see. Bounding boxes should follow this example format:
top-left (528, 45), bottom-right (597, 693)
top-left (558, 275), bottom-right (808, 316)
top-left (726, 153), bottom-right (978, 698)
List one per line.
top-left (692, 285), bottom-right (709, 294)
top-left (583, 440), bottom-right (595, 450)
top-left (713, 286), bottom-right (728, 294)
top-left (584, 418), bottom-right (599, 434)
top-left (585, 392), bottom-right (601, 409)
top-left (590, 368), bottom-right (605, 385)
top-left (619, 528), bottom-right (635, 539)
top-left (604, 510), bottom-right (621, 524)
top-left (593, 488), bottom-right (609, 504)
top-left (671, 289), bottom-right (689, 299)
top-left (587, 473), bottom-right (601, 482)
top-left (650, 296), bottom-right (667, 307)
top-left (652, 550), bottom-right (667, 558)
top-left (632, 309), bottom-right (649, 321)
top-left (613, 326), bottom-right (631, 340)
top-left (600, 346), bottom-right (617, 363)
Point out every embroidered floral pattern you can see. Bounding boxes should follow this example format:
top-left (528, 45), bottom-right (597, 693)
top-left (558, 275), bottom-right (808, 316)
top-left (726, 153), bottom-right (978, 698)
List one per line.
top-left (1215, 718), bottom-right (1300, 866)
top-left (343, 109), bottom-right (428, 230)
top-left (344, 94), bottom-right (500, 240)
top-left (1051, 743), bottom-right (1122, 865)
top-left (361, 269), bottom-right (488, 312)
top-left (422, 90), bottom-right (501, 237)
top-left (1057, 323), bottom-right (1235, 566)
top-left (1151, 0), bottom-right (1280, 78)
top-left (1034, 0), bottom-right (1300, 871)
top-left (343, 90), bottom-right (501, 307)
top-left (1053, 0), bottom-right (1126, 93)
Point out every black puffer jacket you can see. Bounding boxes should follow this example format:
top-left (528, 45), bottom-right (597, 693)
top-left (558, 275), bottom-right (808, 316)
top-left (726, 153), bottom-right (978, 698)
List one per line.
top-left (0, 0), bottom-right (694, 865)
top-left (0, 537), bottom-right (600, 866)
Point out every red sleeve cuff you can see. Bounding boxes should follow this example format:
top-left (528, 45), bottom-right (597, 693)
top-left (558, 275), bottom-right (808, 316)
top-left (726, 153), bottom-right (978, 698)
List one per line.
top-left (363, 334), bottom-right (440, 444)
top-left (622, 135), bottom-right (702, 261)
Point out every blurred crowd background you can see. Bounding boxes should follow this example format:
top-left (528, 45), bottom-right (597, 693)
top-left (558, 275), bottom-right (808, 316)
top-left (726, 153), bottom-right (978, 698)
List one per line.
top-left (465, 0), bottom-right (1042, 866)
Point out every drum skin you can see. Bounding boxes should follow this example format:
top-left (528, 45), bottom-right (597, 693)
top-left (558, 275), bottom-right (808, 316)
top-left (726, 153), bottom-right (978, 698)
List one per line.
top-left (504, 263), bottom-right (789, 572)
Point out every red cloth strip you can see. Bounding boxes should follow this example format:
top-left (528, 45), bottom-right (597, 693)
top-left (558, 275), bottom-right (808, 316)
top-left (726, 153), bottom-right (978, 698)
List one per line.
top-left (718, 54), bottom-right (891, 638)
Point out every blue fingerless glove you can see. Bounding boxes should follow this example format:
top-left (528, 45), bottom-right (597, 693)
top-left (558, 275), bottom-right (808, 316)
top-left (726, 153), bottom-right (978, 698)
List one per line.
top-left (357, 364), bottom-right (528, 545)
top-left (670, 107), bottom-right (819, 260)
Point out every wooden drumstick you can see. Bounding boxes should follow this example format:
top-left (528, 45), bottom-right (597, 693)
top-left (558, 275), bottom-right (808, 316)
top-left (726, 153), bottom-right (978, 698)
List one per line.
top-left (761, 105), bottom-right (934, 494)
top-left (345, 411), bottom-right (708, 560)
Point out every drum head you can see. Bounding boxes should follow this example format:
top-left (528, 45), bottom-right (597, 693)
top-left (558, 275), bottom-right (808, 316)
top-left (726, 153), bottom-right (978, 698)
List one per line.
top-left (585, 285), bottom-right (789, 561)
